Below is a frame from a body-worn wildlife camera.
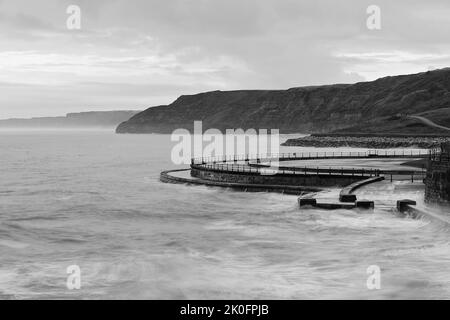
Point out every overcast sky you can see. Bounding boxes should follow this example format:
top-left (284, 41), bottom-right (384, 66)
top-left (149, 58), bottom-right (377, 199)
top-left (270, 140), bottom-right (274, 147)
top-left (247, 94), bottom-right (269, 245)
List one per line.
top-left (0, 0), bottom-right (449, 118)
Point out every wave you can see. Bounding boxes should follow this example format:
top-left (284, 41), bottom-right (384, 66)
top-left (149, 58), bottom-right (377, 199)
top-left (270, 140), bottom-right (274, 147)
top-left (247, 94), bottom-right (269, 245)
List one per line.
top-left (0, 239), bottom-right (29, 249)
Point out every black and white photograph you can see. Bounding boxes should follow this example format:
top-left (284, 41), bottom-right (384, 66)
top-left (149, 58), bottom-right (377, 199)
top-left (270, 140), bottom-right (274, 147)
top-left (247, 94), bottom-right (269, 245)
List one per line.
top-left (0, 0), bottom-right (449, 306)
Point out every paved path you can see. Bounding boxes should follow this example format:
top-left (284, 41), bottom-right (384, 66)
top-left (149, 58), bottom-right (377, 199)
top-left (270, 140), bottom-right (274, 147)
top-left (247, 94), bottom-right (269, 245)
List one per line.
top-left (408, 115), bottom-right (450, 132)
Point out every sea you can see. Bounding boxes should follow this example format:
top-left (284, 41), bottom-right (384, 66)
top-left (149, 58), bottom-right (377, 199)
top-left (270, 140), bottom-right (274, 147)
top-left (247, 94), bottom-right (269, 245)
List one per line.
top-left (0, 130), bottom-right (449, 299)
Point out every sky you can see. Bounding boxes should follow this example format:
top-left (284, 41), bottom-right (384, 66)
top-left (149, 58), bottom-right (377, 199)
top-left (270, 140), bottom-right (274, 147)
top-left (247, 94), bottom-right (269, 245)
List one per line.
top-left (0, 0), bottom-right (449, 118)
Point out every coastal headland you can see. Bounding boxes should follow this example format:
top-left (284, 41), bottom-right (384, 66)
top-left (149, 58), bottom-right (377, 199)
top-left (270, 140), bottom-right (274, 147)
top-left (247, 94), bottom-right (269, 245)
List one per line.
top-left (116, 68), bottom-right (450, 136)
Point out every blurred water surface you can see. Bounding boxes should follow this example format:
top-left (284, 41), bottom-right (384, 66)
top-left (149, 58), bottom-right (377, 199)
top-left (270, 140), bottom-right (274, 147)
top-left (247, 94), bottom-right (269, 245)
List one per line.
top-left (0, 131), bottom-right (448, 299)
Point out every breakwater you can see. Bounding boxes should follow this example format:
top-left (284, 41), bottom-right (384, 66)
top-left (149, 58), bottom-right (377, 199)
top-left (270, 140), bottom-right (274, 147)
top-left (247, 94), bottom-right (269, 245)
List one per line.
top-left (161, 169), bottom-right (321, 195)
top-left (161, 151), bottom-right (427, 194)
top-left (190, 165), bottom-right (365, 188)
top-left (282, 135), bottom-right (450, 149)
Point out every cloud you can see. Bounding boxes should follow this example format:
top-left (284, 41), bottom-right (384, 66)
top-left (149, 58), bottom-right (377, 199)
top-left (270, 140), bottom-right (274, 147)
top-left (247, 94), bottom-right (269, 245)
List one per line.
top-left (333, 50), bottom-right (450, 80)
top-left (0, 0), bottom-right (449, 118)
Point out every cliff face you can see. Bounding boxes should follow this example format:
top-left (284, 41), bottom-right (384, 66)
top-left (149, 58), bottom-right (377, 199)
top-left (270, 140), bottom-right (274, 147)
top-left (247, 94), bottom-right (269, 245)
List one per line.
top-left (116, 68), bottom-right (450, 134)
top-left (0, 111), bottom-right (140, 129)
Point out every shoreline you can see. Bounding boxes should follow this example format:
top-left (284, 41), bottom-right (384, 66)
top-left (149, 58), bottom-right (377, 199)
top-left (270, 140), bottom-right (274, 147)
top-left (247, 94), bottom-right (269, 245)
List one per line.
top-left (282, 135), bottom-right (450, 149)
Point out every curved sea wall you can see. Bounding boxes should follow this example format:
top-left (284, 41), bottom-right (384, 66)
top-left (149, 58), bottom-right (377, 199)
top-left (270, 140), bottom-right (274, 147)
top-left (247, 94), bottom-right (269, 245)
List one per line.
top-left (191, 167), bottom-right (365, 188)
top-left (339, 176), bottom-right (385, 202)
top-left (161, 169), bottom-right (321, 195)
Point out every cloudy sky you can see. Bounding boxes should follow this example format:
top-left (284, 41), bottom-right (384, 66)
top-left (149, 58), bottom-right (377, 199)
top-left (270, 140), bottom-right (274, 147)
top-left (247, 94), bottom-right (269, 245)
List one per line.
top-left (0, 0), bottom-right (449, 118)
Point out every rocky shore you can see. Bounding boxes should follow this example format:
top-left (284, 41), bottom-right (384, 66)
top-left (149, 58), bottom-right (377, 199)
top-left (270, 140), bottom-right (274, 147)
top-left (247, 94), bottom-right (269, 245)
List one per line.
top-left (282, 135), bottom-right (450, 149)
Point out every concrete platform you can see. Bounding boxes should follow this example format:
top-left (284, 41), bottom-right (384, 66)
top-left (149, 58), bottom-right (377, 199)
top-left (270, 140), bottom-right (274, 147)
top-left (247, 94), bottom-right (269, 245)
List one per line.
top-left (355, 200), bottom-right (375, 210)
top-left (315, 202), bottom-right (356, 210)
top-left (396, 199), bottom-right (417, 213)
top-left (298, 197), bottom-right (357, 210)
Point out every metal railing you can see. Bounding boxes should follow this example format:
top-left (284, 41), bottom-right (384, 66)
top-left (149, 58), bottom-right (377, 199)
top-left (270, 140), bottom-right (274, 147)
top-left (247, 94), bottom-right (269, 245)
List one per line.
top-left (189, 150), bottom-right (432, 181)
top-left (192, 162), bottom-right (427, 182)
top-left (249, 162), bottom-right (425, 175)
top-left (429, 149), bottom-right (450, 163)
top-left (191, 150), bottom-right (430, 165)
top-left (191, 163), bottom-right (382, 178)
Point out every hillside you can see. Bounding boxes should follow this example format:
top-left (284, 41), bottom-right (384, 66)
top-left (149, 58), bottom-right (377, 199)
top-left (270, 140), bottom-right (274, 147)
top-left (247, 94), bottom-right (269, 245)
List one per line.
top-left (0, 111), bottom-right (140, 129)
top-left (116, 68), bottom-right (450, 134)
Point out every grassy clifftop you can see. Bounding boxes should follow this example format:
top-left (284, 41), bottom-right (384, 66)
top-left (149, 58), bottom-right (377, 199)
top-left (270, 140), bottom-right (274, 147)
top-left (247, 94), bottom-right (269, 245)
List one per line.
top-left (116, 68), bottom-right (450, 134)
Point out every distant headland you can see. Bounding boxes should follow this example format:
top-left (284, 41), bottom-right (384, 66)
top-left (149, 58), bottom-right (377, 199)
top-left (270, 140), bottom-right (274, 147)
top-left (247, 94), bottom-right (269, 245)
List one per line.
top-left (0, 111), bottom-right (140, 129)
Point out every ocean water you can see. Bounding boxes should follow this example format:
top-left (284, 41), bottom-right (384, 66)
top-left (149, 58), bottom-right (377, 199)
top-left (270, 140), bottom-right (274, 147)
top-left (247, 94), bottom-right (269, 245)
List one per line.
top-left (0, 130), bottom-right (449, 299)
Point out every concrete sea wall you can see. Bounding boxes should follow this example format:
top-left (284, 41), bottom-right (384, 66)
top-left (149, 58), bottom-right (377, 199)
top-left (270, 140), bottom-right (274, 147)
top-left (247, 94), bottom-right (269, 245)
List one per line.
top-left (425, 161), bottom-right (450, 204)
top-left (425, 143), bottom-right (450, 205)
top-left (160, 169), bottom-right (321, 195)
top-left (191, 167), bottom-right (365, 188)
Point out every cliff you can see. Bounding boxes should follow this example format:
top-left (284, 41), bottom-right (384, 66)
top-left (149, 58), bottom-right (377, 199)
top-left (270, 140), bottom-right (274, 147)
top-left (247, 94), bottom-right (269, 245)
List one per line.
top-left (116, 68), bottom-right (450, 134)
top-left (0, 111), bottom-right (140, 129)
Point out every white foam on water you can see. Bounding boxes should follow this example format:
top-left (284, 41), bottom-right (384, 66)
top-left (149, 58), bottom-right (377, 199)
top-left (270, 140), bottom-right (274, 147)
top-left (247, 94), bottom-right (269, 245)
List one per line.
top-left (0, 132), bottom-right (449, 299)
